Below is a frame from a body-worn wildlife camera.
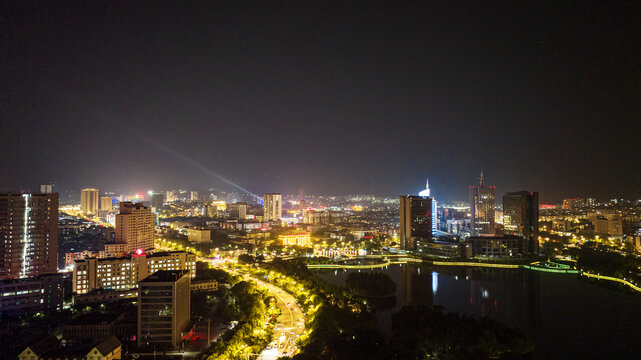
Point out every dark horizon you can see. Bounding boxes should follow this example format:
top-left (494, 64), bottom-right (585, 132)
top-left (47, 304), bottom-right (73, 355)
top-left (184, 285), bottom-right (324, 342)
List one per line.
top-left (2, 2), bottom-right (640, 203)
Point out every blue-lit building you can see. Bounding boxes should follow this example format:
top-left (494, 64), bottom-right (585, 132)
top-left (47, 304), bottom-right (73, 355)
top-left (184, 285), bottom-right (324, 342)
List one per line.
top-left (418, 178), bottom-right (438, 232)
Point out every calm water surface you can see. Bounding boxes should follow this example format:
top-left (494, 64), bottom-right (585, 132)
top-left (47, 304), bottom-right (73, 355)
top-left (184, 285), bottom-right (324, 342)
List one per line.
top-left (316, 264), bottom-right (641, 360)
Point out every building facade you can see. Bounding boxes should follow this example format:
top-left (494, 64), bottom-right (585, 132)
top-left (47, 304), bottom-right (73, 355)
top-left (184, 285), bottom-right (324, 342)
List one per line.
top-left (100, 196), bottom-right (113, 211)
top-left (187, 228), bottom-right (211, 243)
top-left (73, 251), bottom-right (196, 294)
top-left (115, 202), bottom-right (155, 253)
top-left (228, 202), bottom-right (247, 220)
top-left (65, 250), bottom-right (101, 267)
top-left (0, 192), bottom-right (58, 279)
top-left (151, 193), bottom-right (165, 209)
top-left (399, 195), bottom-right (433, 250)
top-left (0, 273), bottom-right (65, 315)
top-left (138, 270), bottom-right (191, 348)
top-left (418, 178), bottom-right (438, 232)
top-left (469, 171), bottom-right (495, 236)
top-left (81, 188), bottom-right (100, 214)
top-left (467, 235), bottom-right (526, 257)
top-left (503, 191), bottom-right (539, 254)
top-left (279, 233), bottom-right (311, 247)
top-left (165, 191), bottom-right (177, 203)
top-left (589, 213), bottom-right (623, 236)
top-left (263, 193), bottom-right (282, 221)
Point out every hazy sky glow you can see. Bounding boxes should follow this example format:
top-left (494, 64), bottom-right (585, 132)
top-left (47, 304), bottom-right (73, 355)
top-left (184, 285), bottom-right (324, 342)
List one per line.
top-left (1, 2), bottom-right (640, 202)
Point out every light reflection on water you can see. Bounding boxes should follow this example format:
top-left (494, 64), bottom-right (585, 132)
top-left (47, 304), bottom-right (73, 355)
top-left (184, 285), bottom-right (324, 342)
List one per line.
top-left (316, 263), bottom-right (641, 360)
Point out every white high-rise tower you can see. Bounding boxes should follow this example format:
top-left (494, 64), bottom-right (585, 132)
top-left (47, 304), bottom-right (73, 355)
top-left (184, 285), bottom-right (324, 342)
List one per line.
top-left (418, 178), bottom-right (437, 232)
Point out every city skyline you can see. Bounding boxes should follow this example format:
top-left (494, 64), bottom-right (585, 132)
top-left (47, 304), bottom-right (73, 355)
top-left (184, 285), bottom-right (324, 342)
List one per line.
top-left (1, 2), bottom-right (640, 202)
top-left (3, 172), bottom-right (639, 205)
top-left (2, 2), bottom-right (641, 359)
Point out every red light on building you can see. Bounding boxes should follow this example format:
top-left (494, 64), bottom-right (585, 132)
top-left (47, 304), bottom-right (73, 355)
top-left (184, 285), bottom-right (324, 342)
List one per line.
top-left (133, 248), bottom-right (145, 257)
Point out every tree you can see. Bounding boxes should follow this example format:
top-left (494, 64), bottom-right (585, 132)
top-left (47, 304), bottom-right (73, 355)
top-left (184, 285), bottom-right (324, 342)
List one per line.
top-left (238, 254), bottom-right (255, 264)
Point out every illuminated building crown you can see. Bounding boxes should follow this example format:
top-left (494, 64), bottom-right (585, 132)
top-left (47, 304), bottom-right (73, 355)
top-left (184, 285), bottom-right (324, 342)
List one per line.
top-left (418, 177), bottom-right (431, 197)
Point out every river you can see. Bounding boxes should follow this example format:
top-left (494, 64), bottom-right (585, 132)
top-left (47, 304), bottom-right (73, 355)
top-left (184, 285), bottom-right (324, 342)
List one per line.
top-left (316, 263), bottom-right (641, 360)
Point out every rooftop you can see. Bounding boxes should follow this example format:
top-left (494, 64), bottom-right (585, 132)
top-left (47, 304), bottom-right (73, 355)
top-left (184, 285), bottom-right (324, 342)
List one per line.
top-left (140, 270), bottom-right (189, 283)
top-left (0, 272), bottom-right (65, 286)
top-left (74, 250), bottom-right (190, 263)
top-left (67, 312), bottom-right (122, 326)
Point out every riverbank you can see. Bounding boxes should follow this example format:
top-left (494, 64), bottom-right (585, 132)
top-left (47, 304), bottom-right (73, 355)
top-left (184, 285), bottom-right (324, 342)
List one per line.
top-left (306, 256), bottom-right (641, 293)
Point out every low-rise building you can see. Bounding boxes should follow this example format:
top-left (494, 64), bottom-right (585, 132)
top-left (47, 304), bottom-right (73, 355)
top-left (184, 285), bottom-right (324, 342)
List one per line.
top-left (280, 232), bottom-right (311, 247)
top-left (188, 227), bottom-right (211, 243)
top-left (62, 312), bottom-right (136, 344)
top-left (590, 214), bottom-right (623, 236)
top-left (0, 273), bottom-right (65, 315)
top-left (74, 289), bottom-right (139, 305)
top-left (102, 243), bottom-right (128, 258)
top-left (228, 202), bottom-right (248, 220)
top-left (65, 250), bottom-right (102, 267)
top-left (466, 235), bottom-right (526, 257)
top-left (190, 279), bottom-right (219, 292)
top-left (19, 335), bottom-right (122, 360)
top-left (418, 241), bottom-right (461, 258)
top-left (73, 251), bottom-right (196, 294)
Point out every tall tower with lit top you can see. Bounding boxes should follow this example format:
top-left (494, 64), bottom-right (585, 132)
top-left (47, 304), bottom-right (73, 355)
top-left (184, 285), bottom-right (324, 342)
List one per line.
top-left (469, 170), bottom-right (495, 236)
top-left (418, 178), bottom-right (437, 232)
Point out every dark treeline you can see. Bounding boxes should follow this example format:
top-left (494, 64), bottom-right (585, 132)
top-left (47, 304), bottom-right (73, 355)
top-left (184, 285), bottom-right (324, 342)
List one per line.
top-left (390, 305), bottom-right (534, 360)
top-left (576, 243), bottom-right (641, 284)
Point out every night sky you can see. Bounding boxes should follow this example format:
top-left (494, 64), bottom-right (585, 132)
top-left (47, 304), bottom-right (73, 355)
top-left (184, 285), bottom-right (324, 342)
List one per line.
top-left (1, 2), bottom-right (640, 202)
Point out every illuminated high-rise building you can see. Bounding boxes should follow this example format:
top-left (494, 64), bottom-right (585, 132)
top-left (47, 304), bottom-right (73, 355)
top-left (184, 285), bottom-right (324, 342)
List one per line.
top-left (80, 188), bottom-right (99, 214)
top-left (115, 202), bottom-right (155, 253)
top-left (264, 193), bottom-right (282, 221)
top-left (399, 195), bottom-right (433, 250)
top-left (503, 191), bottom-right (539, 254)
top-left (0, 192), bottom-right (58, 279)
top-left (469, 171), bottom-right (495, 236)
top-left (190, 191), bottom-right (198, 201)
top-left (418, 178), bottom-right (438, 232)
top-left (100, 196), bottom-right (113, 211)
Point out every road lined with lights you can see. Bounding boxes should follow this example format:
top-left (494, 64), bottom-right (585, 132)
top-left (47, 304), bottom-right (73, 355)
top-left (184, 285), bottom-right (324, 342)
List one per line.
top-left (244, 276), bottom-right (305, 359)
top-left (154, 239), bottom-right (308, 359)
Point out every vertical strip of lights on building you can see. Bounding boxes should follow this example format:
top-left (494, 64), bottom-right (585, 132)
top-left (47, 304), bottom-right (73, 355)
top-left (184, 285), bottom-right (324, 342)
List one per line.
top-left (21, 194), bottom-right (31, 278)
top-left (432, 271), bottom-right (438, 295)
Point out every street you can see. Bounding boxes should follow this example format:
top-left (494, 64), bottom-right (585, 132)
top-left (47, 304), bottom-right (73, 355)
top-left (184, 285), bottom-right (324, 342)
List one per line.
top-left (249, 277), bottom-right (306, 360)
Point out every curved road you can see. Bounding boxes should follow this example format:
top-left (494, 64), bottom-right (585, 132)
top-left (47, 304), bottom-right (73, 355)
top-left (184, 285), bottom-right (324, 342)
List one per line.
top-left (246, 276), bottom-right (306, 359)
top-left (153, 247), bottom-right (308, 359)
